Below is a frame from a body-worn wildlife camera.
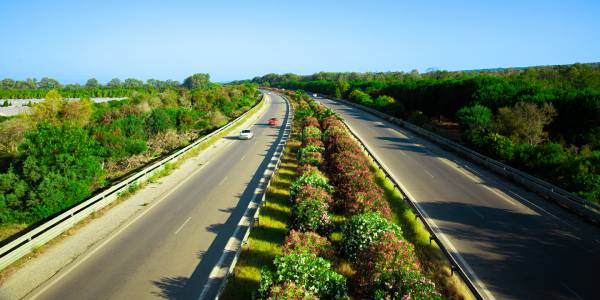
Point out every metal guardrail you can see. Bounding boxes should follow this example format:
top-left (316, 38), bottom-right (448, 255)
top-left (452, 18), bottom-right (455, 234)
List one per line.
top-left (328, 97), bottom-right (600, 224)
top-left (0, 94), bottom-right (268, 271)
top-left (329, 104), bottom-right (484, 300)
top-left (212, 92), bottom-right (293, 300)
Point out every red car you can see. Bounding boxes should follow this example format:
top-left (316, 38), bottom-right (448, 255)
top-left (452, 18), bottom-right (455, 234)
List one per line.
top-left (268, 118), bottom-right (279, 126)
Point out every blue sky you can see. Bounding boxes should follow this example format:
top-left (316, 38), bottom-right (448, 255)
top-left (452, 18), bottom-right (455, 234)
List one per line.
top-left (0, 0), bottom-right (599, 83)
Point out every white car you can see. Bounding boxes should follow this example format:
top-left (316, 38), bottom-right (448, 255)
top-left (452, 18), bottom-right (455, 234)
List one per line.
top-left (239, 129), bottom-right (254, 140)
top-left (313, 93), bottom-right (318, 98)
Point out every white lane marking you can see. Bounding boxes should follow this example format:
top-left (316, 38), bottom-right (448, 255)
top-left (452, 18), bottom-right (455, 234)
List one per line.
top-left (218, 176), bottom-right (228, 186)
top-left (424, 169), bottom-right (435, 178)
top-left (337, 119), bottom-right (497, 300)
top-left (174, 217), bottom-right (192, 235)
top-left (240, 154), bottom-right (246, 161)
top-left (508, 190), bottom-right (576, 229)
top-left (469, 205), bottom-right (484, 219)
top-left (29, 153), bottom-right (217, 300)
top-left (437, 156), bottom-right (518, 207)
top-left (560, 282), bottom-right (584, 300)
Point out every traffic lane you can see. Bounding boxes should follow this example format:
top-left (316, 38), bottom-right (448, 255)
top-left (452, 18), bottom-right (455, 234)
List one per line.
top-left (32, 95), bottom-right (287, 300)
top-left (318, 97), bottom-right (600, 299)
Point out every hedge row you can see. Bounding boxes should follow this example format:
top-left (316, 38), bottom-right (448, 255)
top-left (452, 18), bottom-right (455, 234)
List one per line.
top-left (319, 102), bottom-right (440, 299)
top-left (257, 98), bottom-right (347, 299)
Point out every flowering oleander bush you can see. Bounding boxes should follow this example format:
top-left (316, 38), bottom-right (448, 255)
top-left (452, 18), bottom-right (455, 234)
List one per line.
top-left (370, 268), bottom-right (441, 300)
top-left (298, 145), bottom-right (325, 159)
top-left (298, 145), bottom-right (325, 167)
top-left (352, 231), bottom-right (437, 298)
top-left (271, 253), bottom-right (348, 299)
top-left (302, 136), bottom-right (324, 148)
top-left (282, 230), bottom-right (335, 260)
top-left (302, 126), bottom-right (322, 140)
top-left (294, 184), bottom-right (334, 206)
top-left (291, 198), bottom-right (332, 234)
top-left (340, 212), bottom-right (403, 259)
top-left (298, 164), bottom-right (319, 176)
top-left (299, 151), bottom-right (324, 166)
top-left (321, 116), bottom-right (344, 131)
top-left (267, 282), bottom-right (318, 300)
top-left (301, 116), bottom-right (320, 129)
top-left (289, 169), bottom-right (333, 199)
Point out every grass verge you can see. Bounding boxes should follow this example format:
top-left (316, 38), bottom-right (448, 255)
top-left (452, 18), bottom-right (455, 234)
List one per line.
top-left (370, 164), bottom-right (475, 300)
top-left (220, 138), bottom-right (300, 299)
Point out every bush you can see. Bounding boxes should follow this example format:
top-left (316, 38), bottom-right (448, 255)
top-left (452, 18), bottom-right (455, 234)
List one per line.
top-left (299, 151), bottom-right (323, 166)
top-left (340, 213), bottom-right (403, 259)
top-left (294, 184), bottom-right (334, 206)
top-left (353, 231), bottom-right (434, 298)
top-left (302, 126), bottom-right (322, 141)
top-left (267, 282), bottom-right (318, 300)
top-left (145, 109), bottom-right (175, 135)
top-left (408, 111), bottom-right (428, 126)
top-left (289, 169), bottom-right (333, 199)
top-left (321, 116), bottom-right (343, 131)
top-left (282, 230), bottom-right (334, 260)
top-left (291, 198), bottom-right (332, 234)
top-left (349, 89), bottom-right (373, 107)
top-left (302, 137), bottom-right (324, 148)
top-left (456, 104), bottom-right (492, 130)
top-left (301, 117), bottom-right (320, 129)
top-left (269, 253), bottom-right (347, 299)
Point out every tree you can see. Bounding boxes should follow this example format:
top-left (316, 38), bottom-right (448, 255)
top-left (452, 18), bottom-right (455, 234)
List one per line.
top-left (38, 77), bottom-right (62, 89)
top-left (123, 78), bottom-right (143, 89)
top-left (183, 73), bottom-right (210, 90)
top-left (85, 78), bottom-right (100, 89)
top-left (493, 102), bottom-right (557, 145)
top-left (31, 90), bottom-right (65, 125)
top-left (18, 123), bottom-right (105, 218)
top-left (106, 78), bottom-right (122, 88)
top-left (0, 117), bottom-right (31, 156)
top-left (456, 104), bottom-right (492, 130)
top-left (60, 98), bottom-right (93, 127)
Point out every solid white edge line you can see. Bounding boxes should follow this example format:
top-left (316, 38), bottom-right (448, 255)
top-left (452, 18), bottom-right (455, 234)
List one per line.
top-left (508, 190), bottom-right (577, 230)
top-left (29, 93), bottom-right (272, 300)
top-left (29, 153), bottom-right (218, 300)
top-left (326, 100), bottom-right (496, 300)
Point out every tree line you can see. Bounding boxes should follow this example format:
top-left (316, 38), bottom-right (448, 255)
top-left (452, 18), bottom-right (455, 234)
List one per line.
top-left (0, 74), bottom-right (259, 234)
top-left (0, 73), bottom-right (213, 99)
top-left (247, 63), bottom-right (600, 203)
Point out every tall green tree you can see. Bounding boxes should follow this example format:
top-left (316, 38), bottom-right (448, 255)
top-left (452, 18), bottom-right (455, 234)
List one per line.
top-left (183, 73), bottom-right (210, 90)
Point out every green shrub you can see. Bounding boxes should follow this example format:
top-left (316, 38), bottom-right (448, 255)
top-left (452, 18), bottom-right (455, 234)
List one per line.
top-left (270, 253), bottom-right (347, 299)
top-left (145, 109), bottom-right (175, 135)
top-left (456, 104), bottom-right (492, 130)
top-left (299, 151), bottom-right (323, 166)
top-left (349, 89), bottom-right (373, 107)
top-left (302, 126), bottom-right (322, 141)
top-left (340, 212), bottom-right (402, 259)
top-left (291, 198), bottom-right (332, 234)
top-left (267, 282), bottom-right (318, 300)
top-left (289, 169), bottom-right (333, 199)
top-left (282, 230), bottom-right (334, 260)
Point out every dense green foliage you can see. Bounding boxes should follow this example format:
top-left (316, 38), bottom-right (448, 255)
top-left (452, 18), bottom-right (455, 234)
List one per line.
top-left (251, 63), bottom-right (600, 203)
top-left (0, 78), bottom-right (259, 227)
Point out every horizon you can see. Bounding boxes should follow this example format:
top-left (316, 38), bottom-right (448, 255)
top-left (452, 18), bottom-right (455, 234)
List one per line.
top-left (1, 0), bottom-right (599, 83)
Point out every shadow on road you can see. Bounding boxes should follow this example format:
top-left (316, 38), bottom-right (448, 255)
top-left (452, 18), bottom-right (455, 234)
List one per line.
top-left (151, 94), bottom-right (290, 300)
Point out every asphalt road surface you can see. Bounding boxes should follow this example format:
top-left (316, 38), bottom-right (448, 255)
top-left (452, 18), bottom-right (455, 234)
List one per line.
top-left (28, 93), bottom-right (289, 300)
top-left (317, 97), bottom-right (600, 300)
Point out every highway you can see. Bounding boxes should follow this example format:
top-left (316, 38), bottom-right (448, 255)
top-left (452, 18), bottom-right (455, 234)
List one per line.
top-left (26, 93), bottom-right (289, 300)
top-left (316, 97), bottom-right (600, 300)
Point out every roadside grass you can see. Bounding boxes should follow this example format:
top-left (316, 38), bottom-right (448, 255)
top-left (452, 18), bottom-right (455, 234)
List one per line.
top-left (370, 164), bottom-right (475, 300)
top-left (0, 96), bottom-right (267, 281)
top-left (221, 138), bottom-right (300, 300)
